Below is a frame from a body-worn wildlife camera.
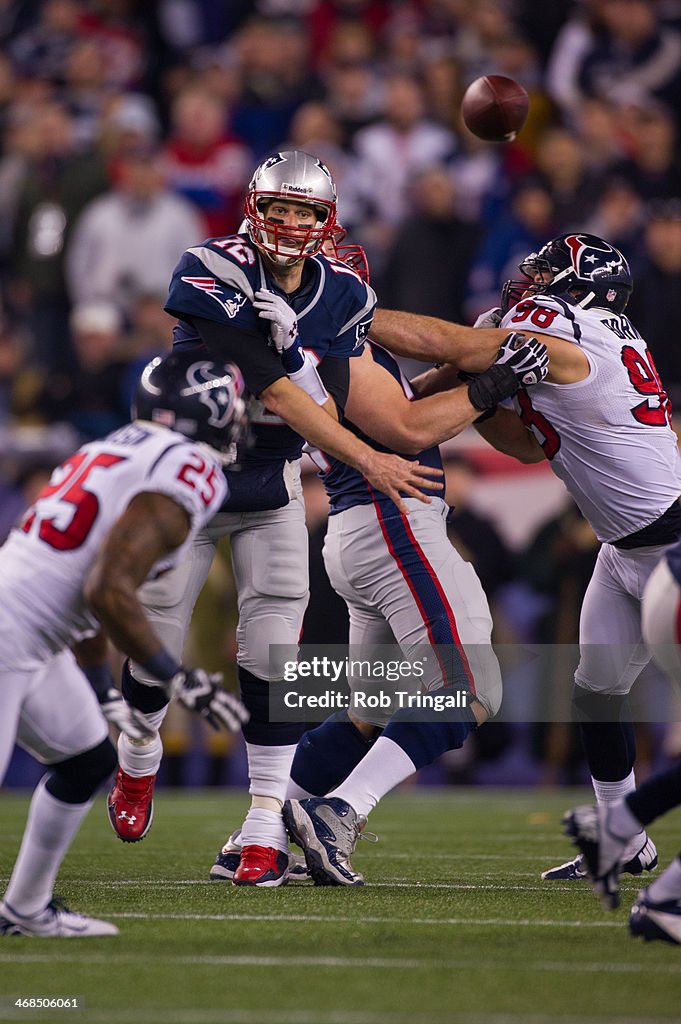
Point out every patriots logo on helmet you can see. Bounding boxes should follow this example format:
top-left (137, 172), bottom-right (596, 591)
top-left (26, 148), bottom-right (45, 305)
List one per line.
top-left (181, 277), bottom-right (248, 319)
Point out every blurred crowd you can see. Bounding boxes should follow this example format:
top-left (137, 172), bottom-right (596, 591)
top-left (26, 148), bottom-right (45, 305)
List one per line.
top-left (3, 0), bottom-right (681, 787)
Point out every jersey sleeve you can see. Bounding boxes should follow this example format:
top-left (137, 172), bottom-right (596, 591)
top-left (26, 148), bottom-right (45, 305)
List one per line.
top-left (164, 240), bottom-right (262, 334)
top-left (327, 268), bottom-right (377, 359)
top-left (142, 441), bottom-right (227, 531)
top-left (193, 316), bottom-right (286, 397)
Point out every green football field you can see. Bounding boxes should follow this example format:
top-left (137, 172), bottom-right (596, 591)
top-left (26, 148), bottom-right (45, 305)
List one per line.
top-left (1, 787), bottom-right (681, 1024)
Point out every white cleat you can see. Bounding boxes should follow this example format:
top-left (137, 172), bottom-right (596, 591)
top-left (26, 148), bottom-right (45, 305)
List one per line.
top-left (0, 899), bottom-right (118, 938)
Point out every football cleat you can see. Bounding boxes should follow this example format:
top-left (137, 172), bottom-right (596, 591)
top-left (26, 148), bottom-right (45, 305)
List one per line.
top-left (232, 844), bottom-right (289, 887)
top-left (543, 821), bottom-right (657, 894)
top-left (562, 804), bottom-right (630, 908)
top-left (282, 797), bottom-right (370, 887)
top-left (107, 767), bottom-right (156, 842)
top-left (209, 829), bottom-right (310, 882)
top-left (0, 898), bottom-right (118, 938)
top-left (629, 890), bottom-right (681, 945)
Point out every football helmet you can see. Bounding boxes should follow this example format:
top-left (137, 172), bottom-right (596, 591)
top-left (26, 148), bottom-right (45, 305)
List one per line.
top-left (502, 233), bottom-right (633, 315)
top-left (133, 351), bottom-right (248, 459)
top-left (327, 225), bottom-right (370, 283)
top-left (244, 150), bottom-right (338, 266)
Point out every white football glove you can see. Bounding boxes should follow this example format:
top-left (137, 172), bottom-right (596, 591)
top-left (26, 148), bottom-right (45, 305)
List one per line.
top-left (96, 689), bottom-right (156, 742)
top-left (473, 306), bottom-right (502, 329)
top-left (170, 668), bottom-right (250, 733)
top-left (495, 331), bottom-right (549, 386)
top-left (253, 289), bottom-right (299, 354)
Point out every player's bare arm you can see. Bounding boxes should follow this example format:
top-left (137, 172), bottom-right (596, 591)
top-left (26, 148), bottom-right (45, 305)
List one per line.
top-left (371, 308), bottom-right (589, 384)
top-left (475, 406), bottom-right (545, 464)
top-left (84, 491), bottom-right (191, 667)
top-left (346, 346), bottom-right (479, 453)
top-left (261, 375), bottom-right (443, 514)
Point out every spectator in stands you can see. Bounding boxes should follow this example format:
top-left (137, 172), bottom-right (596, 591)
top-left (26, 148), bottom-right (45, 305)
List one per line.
top-left (626, 198), bottom-right (681, 410)
top-left (159, 85), bottom-right (252, 238)
top-left (8, 99), bottom-right (109, 372)
top-left (65, 146), bottom-right (203, 321)
top-left (547, 0), bottom-right (681, 126)
top-left (377, 165), bottom-right (482, 329)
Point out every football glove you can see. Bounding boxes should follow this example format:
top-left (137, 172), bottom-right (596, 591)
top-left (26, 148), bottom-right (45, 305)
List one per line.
top-left (495, 331), bottom-right (549, 387)
top-left (253, 289), bottom-right (304, 372)
top-left (96, 688), bottom-right (156, 742)
top-left (170, 668), bottom-right (250, 733)
top-left (467, 333), bottom-right (549, 411)
top-left (473, 306), bottom-right (502, 329)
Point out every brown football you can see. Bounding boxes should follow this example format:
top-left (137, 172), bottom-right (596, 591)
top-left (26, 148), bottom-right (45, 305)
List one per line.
top-left (461, 75), bottom-right (529, 142)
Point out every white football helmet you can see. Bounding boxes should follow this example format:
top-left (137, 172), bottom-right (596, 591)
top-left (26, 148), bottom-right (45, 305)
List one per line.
top-left (244, 150), bottom-right (338, 266)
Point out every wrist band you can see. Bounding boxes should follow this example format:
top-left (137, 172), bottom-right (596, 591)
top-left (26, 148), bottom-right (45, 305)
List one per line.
top-left (82, 664), bottom-right (115, 696)
top-left (142, 649), bottom-right (182, 682)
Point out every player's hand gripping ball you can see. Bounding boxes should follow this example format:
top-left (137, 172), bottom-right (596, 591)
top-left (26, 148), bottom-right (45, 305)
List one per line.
top-left (461, 75), bottom-right (529, 142)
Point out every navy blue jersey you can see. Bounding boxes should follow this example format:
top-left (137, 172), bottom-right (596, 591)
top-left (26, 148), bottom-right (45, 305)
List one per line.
top-left (316, 343), bottom-right (443, 514)
top-left (164, 233), bottom-right (376, 512)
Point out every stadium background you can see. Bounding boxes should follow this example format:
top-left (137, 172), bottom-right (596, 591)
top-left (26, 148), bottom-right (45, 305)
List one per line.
top-left (3, 0), bottom-right (681, 792)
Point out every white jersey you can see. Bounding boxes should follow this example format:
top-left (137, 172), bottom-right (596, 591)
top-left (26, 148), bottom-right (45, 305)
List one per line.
top-left (501, 295), bottom-right (681, 543)
top-left (0, 421), bottom-right (227, 667)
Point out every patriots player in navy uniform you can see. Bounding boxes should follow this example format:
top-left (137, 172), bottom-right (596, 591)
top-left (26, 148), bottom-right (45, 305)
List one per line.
top-left (209, 234), bottom-right (551, 886)
top-left (107, 151), bottom-right (451, 887)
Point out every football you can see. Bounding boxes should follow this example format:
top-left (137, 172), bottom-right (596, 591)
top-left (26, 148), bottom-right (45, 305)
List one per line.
top-left (461, 75), bottom-right (529, 142)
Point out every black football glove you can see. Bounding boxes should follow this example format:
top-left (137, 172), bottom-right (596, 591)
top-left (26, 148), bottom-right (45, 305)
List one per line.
top-left (170, 668), bottom-right (250, 733)
top-left (468, 332), bottom-right (549, 411)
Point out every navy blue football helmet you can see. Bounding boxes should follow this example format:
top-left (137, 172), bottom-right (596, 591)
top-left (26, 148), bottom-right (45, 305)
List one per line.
top-left (133, 351), bottom-right (248, 457)
top-left (502, 233), bottom-right (633, 314)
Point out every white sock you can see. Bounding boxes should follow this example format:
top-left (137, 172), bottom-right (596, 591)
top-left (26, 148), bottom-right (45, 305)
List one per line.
top-left (285, 777), bottom-right (315, 800)
top-left (606, 797), bottom-right (643, 840)
top-left (240, 807), bottom-right (287, 853)
top-left (646, 856), bottom-right (681, 904)
top-left (239, 743), bottom-right (297, 852)
top-left (117, 730), bottom-right (163, 778)
top-left (592, 770), bottom-right (637, 807)
top-left (245, 743), bottom-right (297, 803)
top-left (331, 737), bottom-right (417, 819)
top-left (3, 778), bottom-right (92, 917)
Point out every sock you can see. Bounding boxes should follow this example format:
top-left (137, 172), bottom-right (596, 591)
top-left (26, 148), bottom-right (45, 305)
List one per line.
top-left (240, 743), bottom-right (297, 851)
top-left (240, 807), bottom-right (288, 854)
top-left (592, 769), bottom-right (637, 807)
top-left (3, 778), bottom-right (92, 917)
top-left (607, 797), bottom-right (644, 840)
top-left (288, 716), bottom-right (377, 797)
top-left (646, 855), bottom-right (681, 904)
top-left (117, 729), bottom-right (163, 778)
top-left (285, 778), bottom-right (315, 800)
top-left (331, 737), bottom-right (417, 819)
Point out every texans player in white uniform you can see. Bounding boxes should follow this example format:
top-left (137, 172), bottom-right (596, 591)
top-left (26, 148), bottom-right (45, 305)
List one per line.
top-left (557, 535), bottom-right (681, 944)
top-left (0, 351), bottom-right (248, 937)
top-left (366, 233), bottom-right (681, 884)
top-left (108, 151), bottom-right (449, 888)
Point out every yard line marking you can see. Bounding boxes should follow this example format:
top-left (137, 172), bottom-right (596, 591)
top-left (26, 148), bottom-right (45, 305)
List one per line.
top-left (0, 952), bottom-right (679, 976)
top-left (0, 1012), bottom-right (670, 1024)
top-left (53, 879), bottom-right (597, 893)
top-left (107, 910), bottom-right (620, 928)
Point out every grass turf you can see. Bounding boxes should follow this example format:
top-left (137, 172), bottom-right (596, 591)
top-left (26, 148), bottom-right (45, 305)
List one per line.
top-left (1, 787), bottom-right (681, 1023)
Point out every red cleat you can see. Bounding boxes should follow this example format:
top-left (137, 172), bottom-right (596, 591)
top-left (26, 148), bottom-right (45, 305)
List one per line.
top-left (232, 844), bottom-right (289, 887)
top-left (107, 768), bottom-right (156, 842)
